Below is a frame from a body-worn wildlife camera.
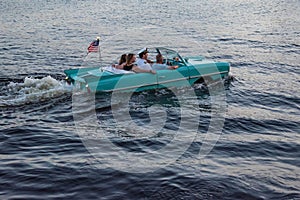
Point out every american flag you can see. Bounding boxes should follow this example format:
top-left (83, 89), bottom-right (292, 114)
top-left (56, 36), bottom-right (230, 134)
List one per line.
top-left (87, 38), bottom-right (100, 53)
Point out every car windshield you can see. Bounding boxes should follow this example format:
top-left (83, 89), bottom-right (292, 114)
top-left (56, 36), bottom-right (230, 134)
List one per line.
top-left (147, 47), bottom-right (185, 65)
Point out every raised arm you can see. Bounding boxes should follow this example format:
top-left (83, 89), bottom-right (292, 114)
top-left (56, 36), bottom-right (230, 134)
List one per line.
top-left (132, 66), bottom-right (156, 74)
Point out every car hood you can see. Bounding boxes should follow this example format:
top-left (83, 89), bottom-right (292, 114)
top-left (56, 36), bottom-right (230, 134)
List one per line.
top-left (185, 56), bottom-right (216, 66)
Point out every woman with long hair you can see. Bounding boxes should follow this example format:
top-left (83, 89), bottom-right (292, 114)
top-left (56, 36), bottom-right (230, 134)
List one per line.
top-left (113, 54), bottom-right (127, 69)
top-left (123, 53), bottom-right (156, 74)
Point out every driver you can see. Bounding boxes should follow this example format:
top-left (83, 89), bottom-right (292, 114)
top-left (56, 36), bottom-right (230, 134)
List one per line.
top-left (152, 53), bottom-right (178, 70)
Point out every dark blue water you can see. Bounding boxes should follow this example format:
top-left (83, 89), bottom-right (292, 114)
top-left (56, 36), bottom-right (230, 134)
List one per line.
top-left (0, 0), bottom-right (299, 199)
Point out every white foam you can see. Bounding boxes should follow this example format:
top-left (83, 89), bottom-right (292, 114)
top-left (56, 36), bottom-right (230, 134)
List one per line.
top-left (0, 76), bottom-right (73, 107)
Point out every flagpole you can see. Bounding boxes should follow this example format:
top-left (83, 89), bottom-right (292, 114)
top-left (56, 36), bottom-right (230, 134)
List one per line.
top-left (97, 36), bottom-right (102, 71)
top-left (86, 36), bottom-right (101, 70)
top-left (99, 43), bottom-right (101, 62)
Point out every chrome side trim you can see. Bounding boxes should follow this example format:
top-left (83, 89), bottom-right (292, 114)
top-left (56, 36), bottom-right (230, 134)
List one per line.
top-left (102, 83), bottom-right (156, 92)
top-left (189, 71), bottom-right (228, 79)
top-left (98, 71), bottom-right (228, 92)
top-left (157, 77), bottom-right (188, 84)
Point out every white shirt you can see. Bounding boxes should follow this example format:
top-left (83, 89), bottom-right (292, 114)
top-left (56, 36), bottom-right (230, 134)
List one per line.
top-left (136, 58), bottom-right (152, 71)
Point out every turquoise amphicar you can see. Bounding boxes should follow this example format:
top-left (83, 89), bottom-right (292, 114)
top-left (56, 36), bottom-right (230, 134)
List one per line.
top-left (64, 47), bottom-right (230, 93)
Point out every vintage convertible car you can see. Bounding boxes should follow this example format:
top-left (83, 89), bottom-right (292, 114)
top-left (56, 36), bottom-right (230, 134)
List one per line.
top-left (64, 47), bottom-right (230, 93)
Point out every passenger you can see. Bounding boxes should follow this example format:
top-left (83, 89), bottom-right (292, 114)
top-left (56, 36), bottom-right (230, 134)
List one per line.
top-left (136, 48), bottom-right (153, 71)
top-left (123, 53), bottom-right (156, 74)
top-left (113, 54), bottom-right (127, 69)
top-left (152, 53), bottom-right (178, 70)
top-left (119, 53), bottom-right (127, 65)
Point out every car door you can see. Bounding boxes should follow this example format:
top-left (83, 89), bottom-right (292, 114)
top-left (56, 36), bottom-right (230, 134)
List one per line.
top-left (156, 66), bottom-right (190, 89)
top-left (109, 72), bottom-right (158, 92)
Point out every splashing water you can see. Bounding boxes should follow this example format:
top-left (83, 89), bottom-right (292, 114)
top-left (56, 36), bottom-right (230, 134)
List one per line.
top-left (0, 76), bottom-right (73, 107)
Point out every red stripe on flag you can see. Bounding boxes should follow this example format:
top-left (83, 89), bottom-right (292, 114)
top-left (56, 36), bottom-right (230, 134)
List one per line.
top-left (88, 45), bottom-right (99, 53)
top-left (87, 39), bottom-right (100, 53)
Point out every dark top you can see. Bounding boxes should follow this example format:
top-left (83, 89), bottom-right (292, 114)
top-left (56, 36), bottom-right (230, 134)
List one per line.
top-left (123, 64), bottom-right (134, 71)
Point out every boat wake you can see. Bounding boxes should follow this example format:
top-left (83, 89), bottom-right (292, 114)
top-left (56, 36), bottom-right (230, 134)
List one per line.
top-left (0, 76), bottom-right (73, 107)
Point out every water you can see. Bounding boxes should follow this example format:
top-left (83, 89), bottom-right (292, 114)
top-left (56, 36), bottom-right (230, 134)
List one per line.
top-left (0, 0), bottom-right (299, 199)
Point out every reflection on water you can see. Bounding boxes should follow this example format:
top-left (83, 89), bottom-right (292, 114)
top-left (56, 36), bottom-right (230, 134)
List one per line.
top-left (0, 0), bottom-right (299, 199)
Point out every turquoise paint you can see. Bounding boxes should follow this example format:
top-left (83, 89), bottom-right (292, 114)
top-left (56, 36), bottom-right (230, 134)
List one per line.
top-left (64, 48), bottom-right (230, 93)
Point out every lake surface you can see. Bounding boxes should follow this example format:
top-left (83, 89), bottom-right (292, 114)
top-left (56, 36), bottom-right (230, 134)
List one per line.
top-left (0, 0), bottom-right (299, 199)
